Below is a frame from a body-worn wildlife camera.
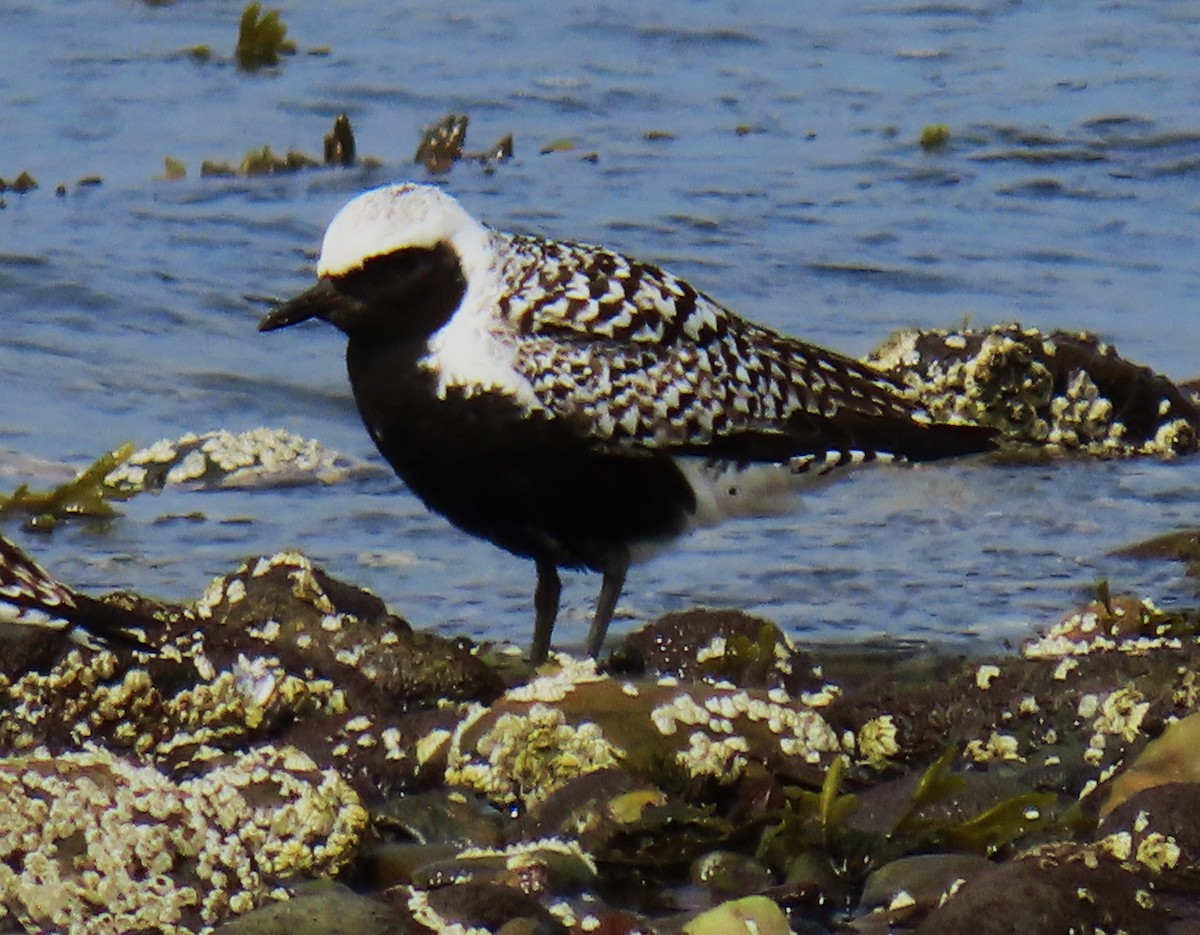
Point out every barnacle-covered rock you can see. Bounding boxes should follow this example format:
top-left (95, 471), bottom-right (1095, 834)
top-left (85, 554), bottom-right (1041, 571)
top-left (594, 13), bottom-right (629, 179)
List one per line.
top-left (867, 324), bottom-right (1200, 456)
top-left (403, 656), bottom-right (840, 813)
top-left (193, 550), bottom-right (502, 711)
top-left (912, 842), bottom-right (1165, 934)
top-left (1021, 585), bottom-right (1197, 661)
top-left (615, 608), bottom-right (822, 694)
top-left (104, 428), bottom-right (374, 493)
top-left (0, 744), bottom-right (366, 934)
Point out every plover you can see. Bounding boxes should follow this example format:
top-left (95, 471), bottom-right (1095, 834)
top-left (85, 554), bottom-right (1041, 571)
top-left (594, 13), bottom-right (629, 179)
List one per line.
top-left (260, 183), bottom-right (994, 663)
top-left (0, 534), bottom-right (151, 649)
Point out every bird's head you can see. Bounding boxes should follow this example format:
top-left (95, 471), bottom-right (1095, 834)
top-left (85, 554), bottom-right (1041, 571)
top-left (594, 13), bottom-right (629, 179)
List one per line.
top-left (259, 183), bottom-right (486, 340)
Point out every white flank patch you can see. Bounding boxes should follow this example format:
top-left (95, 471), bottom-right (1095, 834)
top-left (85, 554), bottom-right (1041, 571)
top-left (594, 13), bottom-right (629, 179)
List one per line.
top-left (674, 451), bottom-right (880, 529)
top-left (675, 458), bottom-right (806, 528)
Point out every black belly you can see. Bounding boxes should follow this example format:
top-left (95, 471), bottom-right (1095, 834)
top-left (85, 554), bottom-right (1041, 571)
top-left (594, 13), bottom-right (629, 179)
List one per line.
top-left (347, 340), bottom-right (696, 573)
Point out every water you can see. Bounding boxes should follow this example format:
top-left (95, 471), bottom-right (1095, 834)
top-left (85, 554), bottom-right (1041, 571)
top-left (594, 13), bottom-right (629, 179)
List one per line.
top-left (2, 0), bottom-right (1198, 653)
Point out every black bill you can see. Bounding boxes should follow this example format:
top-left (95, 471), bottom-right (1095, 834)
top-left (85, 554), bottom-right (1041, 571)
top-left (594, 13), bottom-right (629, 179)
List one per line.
top-left (258, 278), bottom-right (339, 332)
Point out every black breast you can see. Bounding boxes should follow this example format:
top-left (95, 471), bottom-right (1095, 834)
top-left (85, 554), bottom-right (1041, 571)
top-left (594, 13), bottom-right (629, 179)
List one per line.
top-left (345, 338), bottom-right (697, 573)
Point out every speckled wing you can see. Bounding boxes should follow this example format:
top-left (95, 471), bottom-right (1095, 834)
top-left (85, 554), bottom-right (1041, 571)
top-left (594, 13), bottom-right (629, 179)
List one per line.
top-left (0, 535), bottom-right (148, 648)
top-left (498, 233), bottom-right (931, 460)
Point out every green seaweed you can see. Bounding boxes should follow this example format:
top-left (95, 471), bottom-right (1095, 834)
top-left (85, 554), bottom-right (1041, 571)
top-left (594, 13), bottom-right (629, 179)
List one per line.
top-left (890, 744), bottom-right (965, 836)
top-left (0, 443), bottom-right (135, 529)
top-left (940, 791), bottom-right (1058, 854)
top-left (234, 3), bottom-right (296, 71)
top-left (817, 755), bottom-right (857, 845)
top-left (920, 124), bottom-right (952, 151)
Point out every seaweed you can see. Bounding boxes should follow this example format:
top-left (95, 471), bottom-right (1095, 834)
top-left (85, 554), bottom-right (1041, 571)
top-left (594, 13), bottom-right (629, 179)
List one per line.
top-left (0, 444), bottom-right (135, 530)
top-left (920, 124), bottom-right (952, 151)
top-left (323, 115), bottom-right (356, 167)
top-left (234, 3), bottom-right (296, 71)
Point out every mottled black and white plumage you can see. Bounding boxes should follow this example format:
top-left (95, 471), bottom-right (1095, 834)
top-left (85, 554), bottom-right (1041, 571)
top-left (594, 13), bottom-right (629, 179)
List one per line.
top-left (260, 183), bottom-right (994, 663)
top-left (0, 534), bottom-right (149, 649)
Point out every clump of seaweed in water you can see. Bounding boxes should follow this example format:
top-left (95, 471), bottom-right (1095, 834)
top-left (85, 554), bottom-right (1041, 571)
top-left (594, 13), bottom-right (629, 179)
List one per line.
top-left (0, 444), bottom-right (135, 531)
top-left (165, 115), bottom-right (365, 180)
top-left (920, 124), bottom-right (952, 151)
top-left (415, 112), bottom-right (514, 175)
top-left (235, 2), bottom-right (296, 70)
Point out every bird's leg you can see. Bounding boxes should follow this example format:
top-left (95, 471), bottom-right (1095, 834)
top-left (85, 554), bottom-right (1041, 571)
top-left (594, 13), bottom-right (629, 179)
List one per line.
top-left (586, 553), bottom-right (629, 659)
top-left (530, 558), bottom-right (562, 664)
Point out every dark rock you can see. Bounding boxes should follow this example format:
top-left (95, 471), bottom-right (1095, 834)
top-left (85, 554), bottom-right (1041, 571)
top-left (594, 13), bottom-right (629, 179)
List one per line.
top-left (616, 608), bottom-right (821, 693)
top-left (915, 847), bottom-right (1167, 935)
top-left (212, 882), bottom-right (403, 934)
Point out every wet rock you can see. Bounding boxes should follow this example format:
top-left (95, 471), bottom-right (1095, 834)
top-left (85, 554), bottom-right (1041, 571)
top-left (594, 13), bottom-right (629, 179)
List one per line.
top-left (689, 850), bottom-right (774, 899)
top-left (193, 550), bottom-right (502, 711)
top-left (1023, 586), bottom-right (1198, 660)
top-left (508, 767), bottom-right (646, 844)
top-left (854, 853), bottom-right (991, 930)
top-left (415, 112), bottom-right (468, 173)
top-left (410, 656), bottom-right (840, 811)
top-left (680, 894), bottom-right (790, 935)
top-left (373, 788), bottom-right (505, 847)
top-left (914, 844), bottom-right (1166, 935)
top-left (103, 428), bottom-right (376, 493)
top-left (396, 880), bottom-right (568, 934)
top-left (212, 881), bottom-right (403, 934)
top-left (614, 608), bottom-right (822, 695)
top-left (1114, 527), bottom-right (1200, 579)
top-left (7, 538), bottom-right (1200, 932)
top-left (866, 323), bottom-right (1200, 456)
top-left (414, 112), bottom-right (513, 174)
top-left (411, 839), bottom-right (597, 896)
top-left (1101, 710), bottom-right (1200, 817)
top-left (1100, 782), bottom-right (1200, 889)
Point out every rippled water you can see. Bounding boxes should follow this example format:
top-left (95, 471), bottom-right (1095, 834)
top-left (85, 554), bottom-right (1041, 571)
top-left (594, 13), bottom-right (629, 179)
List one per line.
top-left (2, 0), bottom-right (1198, 652)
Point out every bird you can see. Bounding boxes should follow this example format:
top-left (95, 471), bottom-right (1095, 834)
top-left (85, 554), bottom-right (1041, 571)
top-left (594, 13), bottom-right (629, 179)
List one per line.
top-left (0, 533), bottom-right (152, 650)
top-left (260, 183), bottom-right (995, 664)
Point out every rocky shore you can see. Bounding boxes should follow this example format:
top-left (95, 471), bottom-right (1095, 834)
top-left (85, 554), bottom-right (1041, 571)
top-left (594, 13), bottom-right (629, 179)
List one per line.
top-left (2, 325), bottom-right (1198, 934)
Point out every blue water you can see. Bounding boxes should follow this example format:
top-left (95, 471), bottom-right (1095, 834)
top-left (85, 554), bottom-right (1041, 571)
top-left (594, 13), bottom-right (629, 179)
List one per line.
top-left (2, 0), bottom-right (1198, 652)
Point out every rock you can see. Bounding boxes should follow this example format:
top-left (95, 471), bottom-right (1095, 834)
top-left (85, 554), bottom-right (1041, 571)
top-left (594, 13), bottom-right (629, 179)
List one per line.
top-left (212, 882), bottom-right (402, 934)
top-left (681, 895), bottom-right (790, 935)
top-left (867, 324), bottom-right (1200, 456)
top-left (0, 745), bottom-right (365, 933)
